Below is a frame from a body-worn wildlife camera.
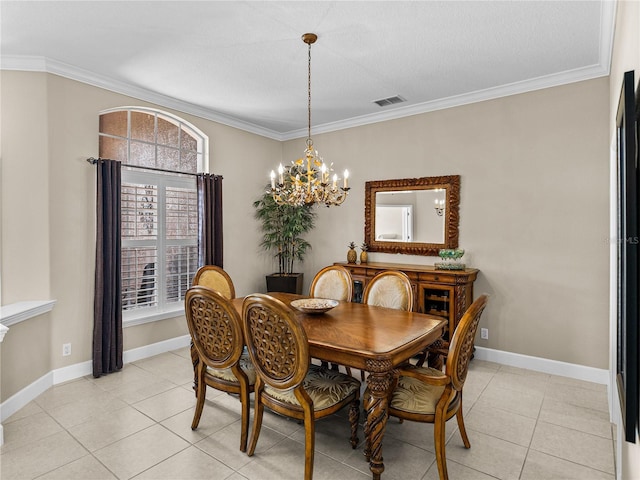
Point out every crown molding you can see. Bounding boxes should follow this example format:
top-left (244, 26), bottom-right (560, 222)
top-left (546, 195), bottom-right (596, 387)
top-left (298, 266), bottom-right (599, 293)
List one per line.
top-left (282, 63), bottom-right (610, 140)
top-left (1, 55), bottom-right (610, 142)
top-left (2, 0), bottom-right (614, 145)
top-left (1, 55), bottom-right (286, 141)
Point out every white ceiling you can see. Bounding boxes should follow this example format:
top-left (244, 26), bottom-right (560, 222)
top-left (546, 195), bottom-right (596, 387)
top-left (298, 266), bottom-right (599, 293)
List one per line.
top-left (0, 1), bottom-right (615, 140)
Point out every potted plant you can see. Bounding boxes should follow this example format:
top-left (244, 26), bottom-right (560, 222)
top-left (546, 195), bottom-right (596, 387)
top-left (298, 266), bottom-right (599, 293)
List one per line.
top-left (253, 188), bottom-right (316, 294)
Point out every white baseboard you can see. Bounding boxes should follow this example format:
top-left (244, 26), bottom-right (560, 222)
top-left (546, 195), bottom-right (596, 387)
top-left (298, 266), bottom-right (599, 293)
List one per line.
top-left (474, 346), bottom-right (610, 385)
top-left (0, 370), bottom-right (53, 423)
top-left (0, 334), bottom-right (191, 424)
top-left (1, 340), bottom-right (609, 426)
top-left (123, 334), bottom-right (191, 364)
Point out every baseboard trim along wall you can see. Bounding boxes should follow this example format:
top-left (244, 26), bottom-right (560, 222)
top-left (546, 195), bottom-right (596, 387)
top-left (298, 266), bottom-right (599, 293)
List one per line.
top-left (0, 335), bottom-right (191, 424)
top-left (1, 339), bottom-right (608, 427)
top-left (474, 346), bottom-right (610, 385)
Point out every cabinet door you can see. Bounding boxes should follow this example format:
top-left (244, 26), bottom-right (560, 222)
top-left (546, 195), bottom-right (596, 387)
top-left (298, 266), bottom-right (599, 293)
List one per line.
top-left (419, 284), bottom-right (455, 339)
top-left (352, 276), bottom-right (367, 303)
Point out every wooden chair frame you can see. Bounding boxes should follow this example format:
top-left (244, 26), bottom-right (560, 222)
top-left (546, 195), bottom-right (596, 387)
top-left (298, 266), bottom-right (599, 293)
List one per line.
top-left (185, 286), bottom-right (253, 452)
top-left (242, 293), bottom-right (360, 480)
top-left (384, 294), bottom-right (489, 480)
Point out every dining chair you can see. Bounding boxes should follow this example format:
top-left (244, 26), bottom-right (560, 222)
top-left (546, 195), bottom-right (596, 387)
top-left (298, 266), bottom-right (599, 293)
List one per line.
top-left (242, 293), bottom-right (361, 480)
top-left (382, 294), bottom-right (489, 480)
top-left (309, 265), bottom-right (354, 374)
top-left (184, 286), bottom-right (256, 452)
top-left (362, 270), bottom-right (414, 311)
top-left (309, 265), bottom-right (353, 302)
top-left (359, 270), bottom-right (415, 379)
top-left (190, 265), bottom-right (237, 392)
top-left (192, 264), bottom-right (236, 299)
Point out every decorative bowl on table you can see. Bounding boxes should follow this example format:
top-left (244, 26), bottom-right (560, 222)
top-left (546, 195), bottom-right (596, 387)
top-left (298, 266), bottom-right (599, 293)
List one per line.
top-left (290, 298), bottom-right (339, 314)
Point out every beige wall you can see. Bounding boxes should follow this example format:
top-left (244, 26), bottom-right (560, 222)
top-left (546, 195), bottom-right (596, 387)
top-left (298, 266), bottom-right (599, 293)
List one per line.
top-left (1, 68), bottom-right (610, 404)
top-left (285, 76), bottom-right (610, 370)
top-left (0, 29), bottom-right (613, 404)
top-left (0, 314), bottom-right (52, 403)
top-left (609, 1), bottom-right (640, 478)
top-left (1, 72), bottom-right (51, 302)
top-left (0, 71), bottom-right (281, 401)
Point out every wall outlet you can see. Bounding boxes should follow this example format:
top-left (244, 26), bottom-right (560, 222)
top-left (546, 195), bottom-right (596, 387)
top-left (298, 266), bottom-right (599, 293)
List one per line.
top-left (480, 328), bottom-right (489, 340)
top-left (62, 343), bottom-right (72, 356)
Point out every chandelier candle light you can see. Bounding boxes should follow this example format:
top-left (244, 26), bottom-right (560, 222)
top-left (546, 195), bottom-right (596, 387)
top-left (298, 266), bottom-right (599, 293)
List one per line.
top-left (270, 33), bottom-right (350, 207)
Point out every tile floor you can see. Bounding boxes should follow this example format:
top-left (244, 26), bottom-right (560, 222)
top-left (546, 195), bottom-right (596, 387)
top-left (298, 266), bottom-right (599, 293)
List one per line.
top-left (1, 347), bottom-right (615, 479)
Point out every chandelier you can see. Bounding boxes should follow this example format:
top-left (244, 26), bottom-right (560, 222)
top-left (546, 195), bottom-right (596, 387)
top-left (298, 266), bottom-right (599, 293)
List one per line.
top-left (270, 33), bottom-right (350, 207)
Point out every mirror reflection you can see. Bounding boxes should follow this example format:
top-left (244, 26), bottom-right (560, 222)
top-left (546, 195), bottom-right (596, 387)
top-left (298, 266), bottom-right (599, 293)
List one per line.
top-left (375, 189), bottom-right (446, 243)
top-left (365, 176), bottom-right (460, 256)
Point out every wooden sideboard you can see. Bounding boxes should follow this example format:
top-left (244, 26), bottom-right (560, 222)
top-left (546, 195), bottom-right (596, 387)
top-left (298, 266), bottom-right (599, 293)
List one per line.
top-left (334, 261), bottom-right (479, 343)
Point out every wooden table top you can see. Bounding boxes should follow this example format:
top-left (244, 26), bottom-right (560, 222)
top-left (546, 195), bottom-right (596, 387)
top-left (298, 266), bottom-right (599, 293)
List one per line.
top-left (232, 293), bottom-right (446, 372)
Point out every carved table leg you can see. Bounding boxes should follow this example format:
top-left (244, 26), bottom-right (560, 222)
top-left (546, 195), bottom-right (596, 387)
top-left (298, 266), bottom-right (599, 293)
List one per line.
top-left (362, 360), bottom-right (393, 480)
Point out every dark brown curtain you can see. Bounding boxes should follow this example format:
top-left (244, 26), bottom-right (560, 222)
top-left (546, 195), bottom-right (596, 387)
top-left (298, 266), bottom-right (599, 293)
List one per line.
top-left (93, 159), bottom-right (123, 377)
top-left (197, 173), bottom-right (223, 267)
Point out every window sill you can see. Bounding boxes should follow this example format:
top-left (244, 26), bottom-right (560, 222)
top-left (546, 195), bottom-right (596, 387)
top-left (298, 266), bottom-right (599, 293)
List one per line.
top-left (0, 300), bottom-right (57, 327)
top-left (123, 306), bottom-right (185, 328)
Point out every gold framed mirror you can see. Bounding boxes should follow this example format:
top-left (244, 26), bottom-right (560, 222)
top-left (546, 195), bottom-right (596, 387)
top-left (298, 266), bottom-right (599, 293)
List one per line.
top-left (364, 175), bottom-right (460, 256)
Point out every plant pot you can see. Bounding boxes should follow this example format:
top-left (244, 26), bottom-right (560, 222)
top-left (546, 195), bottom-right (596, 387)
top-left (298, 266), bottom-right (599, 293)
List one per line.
top-left (266, 273), bottom-right (304, 294)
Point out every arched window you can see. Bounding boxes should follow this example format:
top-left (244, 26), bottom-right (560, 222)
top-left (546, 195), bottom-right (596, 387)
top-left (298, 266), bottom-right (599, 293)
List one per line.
top-left (99, 108), bottom-right (209, 324)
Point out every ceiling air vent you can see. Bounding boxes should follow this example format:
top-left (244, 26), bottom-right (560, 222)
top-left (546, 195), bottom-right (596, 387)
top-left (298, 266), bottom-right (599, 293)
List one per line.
top-left (373, 95), bottom-right (406, 107)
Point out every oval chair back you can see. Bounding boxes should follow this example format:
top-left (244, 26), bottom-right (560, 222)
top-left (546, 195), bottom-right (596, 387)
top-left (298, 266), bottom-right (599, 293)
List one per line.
top-left (363, 270), bottom-right (414, 311)
top-left (309, 265), bottom-right (353, 302)
top-left (189, 265), bottom-right (237, 398)
top-left (192, 265), bottom-right (235, 299)
top-left (243, 293), bottom-right (309, 390)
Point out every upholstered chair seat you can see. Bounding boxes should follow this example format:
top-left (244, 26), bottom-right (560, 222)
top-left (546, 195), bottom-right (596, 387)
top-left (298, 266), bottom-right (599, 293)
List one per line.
top-left (390, 366), bottom-right (450, 414)
top-left (264, 364), bottom-right (360, 410)
top-left (206, 352), bottom-right (257, 386)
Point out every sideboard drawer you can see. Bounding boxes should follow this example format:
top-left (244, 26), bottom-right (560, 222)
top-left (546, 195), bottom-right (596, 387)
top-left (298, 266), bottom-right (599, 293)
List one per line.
top-left (418, 272), bottom-right (456, 284)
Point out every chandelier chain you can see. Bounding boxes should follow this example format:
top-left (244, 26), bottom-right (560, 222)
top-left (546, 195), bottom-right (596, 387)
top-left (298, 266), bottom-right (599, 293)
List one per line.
top-left (307, 40), bottom-right (312, 143)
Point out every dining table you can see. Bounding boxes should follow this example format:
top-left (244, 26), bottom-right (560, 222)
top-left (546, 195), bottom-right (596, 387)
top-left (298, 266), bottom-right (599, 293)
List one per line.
top-left (231, 292), bottom-right (446, 480)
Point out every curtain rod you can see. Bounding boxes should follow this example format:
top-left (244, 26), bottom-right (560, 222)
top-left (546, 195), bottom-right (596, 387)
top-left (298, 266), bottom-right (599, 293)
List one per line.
top-left (86, 157), bottom-right (222, 179)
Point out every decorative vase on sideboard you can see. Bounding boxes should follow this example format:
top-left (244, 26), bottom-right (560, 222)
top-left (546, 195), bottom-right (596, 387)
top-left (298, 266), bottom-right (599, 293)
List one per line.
top-left (347, 242), bottom-right (357, 264)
